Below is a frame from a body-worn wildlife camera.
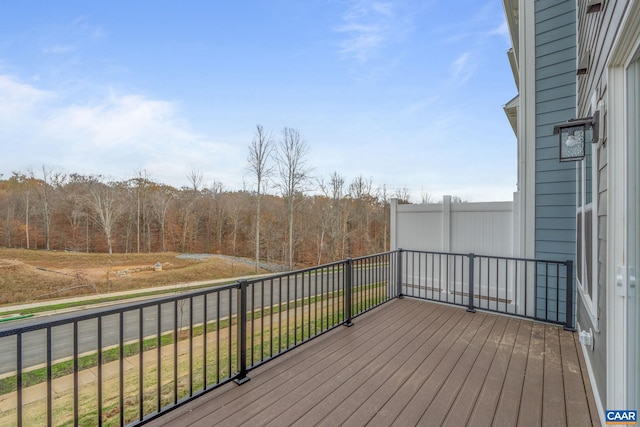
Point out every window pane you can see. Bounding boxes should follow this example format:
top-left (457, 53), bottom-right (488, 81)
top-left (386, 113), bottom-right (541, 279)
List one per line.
top-left (577, 162), bottom-right (583, 207)
top-left (577, 211), bottom-right (583, 287)
top-left (585, 130), bottom-right (593, 205)
top-left (585, 208), bottom-right (593, 297)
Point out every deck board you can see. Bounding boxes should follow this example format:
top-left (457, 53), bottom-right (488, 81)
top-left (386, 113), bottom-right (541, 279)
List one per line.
top-left (542, 324), bottom-right (567, 427)
top-left (416, 314), bottom-right (498, 426)
top-left (518, 322), bottom-right (545, 426)
top-left (466, 316), bottom-right (519, 426)
top-left (323, 304), bottom-right (464, 426)
top-left (560, 330), bottom-right (593, 427)
top-left (296, 304), bottom-right (456, 426)
top-left (376, 312), bottom-right (486, 426)
top-left (146, 298), bottom-right (601, 427)
top-left (492, 320), bottom-right (532, 426)
top-left (441, 315), bottom-right (509, 426)
top-left (251, 301), bottom-right (441, 426)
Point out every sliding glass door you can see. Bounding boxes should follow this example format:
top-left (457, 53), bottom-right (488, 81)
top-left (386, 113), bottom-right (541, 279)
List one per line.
top-left (627, 53), bottom-right (639, 411)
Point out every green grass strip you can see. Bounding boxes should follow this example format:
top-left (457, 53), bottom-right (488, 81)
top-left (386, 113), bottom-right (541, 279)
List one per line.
top-left (0, 313), bottom-right (34, 323)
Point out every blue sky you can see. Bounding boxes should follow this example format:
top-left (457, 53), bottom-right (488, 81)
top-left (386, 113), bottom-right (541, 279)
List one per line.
top-left (0, 0), bottom-right (516, 202)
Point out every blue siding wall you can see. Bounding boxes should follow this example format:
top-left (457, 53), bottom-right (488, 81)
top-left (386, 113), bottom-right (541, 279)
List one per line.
top-left (534, 0), bottom-right (576, 322)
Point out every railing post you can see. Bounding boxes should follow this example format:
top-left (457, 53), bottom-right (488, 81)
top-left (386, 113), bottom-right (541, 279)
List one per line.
top-left (397, 249), bottom-right (404, 298)
top-left (467, 253), bottom-right (476, 313)
top-left (234, 280), bottom-right (250, 384)
top-left (344, 258), bottom-right (353, 326)
top-left (564, 260), bottom-right (575, 331)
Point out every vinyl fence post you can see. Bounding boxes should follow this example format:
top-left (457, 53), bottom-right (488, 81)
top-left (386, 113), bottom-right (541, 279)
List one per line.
top-left (397, 249), bottom-right (404, 298)
top-left (467, 253), bottom-right (476, 313)
top-left (234, 280), bottom-right (250, 384)
top-left (344, 258), bottom-right (353, 326)
top-left (564, 260), bottom-right (575, 331)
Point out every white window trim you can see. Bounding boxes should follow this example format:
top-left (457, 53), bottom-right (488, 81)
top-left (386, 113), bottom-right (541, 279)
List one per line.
top-left (575, 140), bottom-right (599, 330)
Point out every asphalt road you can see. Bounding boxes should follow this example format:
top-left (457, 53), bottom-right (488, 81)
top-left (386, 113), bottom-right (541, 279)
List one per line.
top-left (0, 268), bottom-right (363, 375)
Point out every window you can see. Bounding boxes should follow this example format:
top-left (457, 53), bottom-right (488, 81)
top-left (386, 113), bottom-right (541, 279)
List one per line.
top-left (576, 126), bottom-right (597, 314)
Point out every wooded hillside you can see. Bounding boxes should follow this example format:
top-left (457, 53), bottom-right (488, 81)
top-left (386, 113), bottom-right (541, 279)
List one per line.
top-left (0, 169), bottom-right (394, 268)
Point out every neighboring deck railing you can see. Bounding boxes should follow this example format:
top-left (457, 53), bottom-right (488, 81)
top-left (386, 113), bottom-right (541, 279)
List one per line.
top-left (0, 249), bottom-right (573, 426)
top-left (398, 249), bottom-right (573, 328)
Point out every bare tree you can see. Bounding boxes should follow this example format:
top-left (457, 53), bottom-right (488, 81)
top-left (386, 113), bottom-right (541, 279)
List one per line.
top-left (421, 189), bottom-right (436, 204)
top-left (394, 187), bottom-right (411, 204)
top-left (87, 177), bottom-right (122, 254)
top-left (275, 127), bottom-right (311, 270)
top-left (180, 168), bottom-right (204, 252)
top-left (319, 172), bottom-right (350, 260)
top-left (63, 173), bottom-right (93, 252)
top-left (38, 166), bottom-right (54, 250)
top-left (150, 184), bottom-right (176, 252)
top-left (247, 124), bottom-right (274, 272)
top-left (451, 195), bottom-right (469, 203)
top-left (131, 170), bottom-right (152, 253)
top-left (209, 181), bottom-right (227, 251)
top-left (380, 184), bottom-right (390, 251)
top-left (14, 171), bottom-right (34, 248)
top-left (349, 175), bottom-right (375, 254)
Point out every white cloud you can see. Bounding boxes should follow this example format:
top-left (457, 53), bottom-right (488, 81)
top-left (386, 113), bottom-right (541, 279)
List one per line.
top-left (450, 52), bottom-right (476, 85)
top-left (334, 1), bottom-right (399, 62)
top-left (490, 20), bottom-right (511, 46)
top-left (43, 44), bottom-right (77, 54)
top-left (0, 74), bottom-right (53, 116)
top-left (47, 94), bottom-right (190, 148)
top-left (70, 16), bottom-right (106, 39)
top-left (1, 75), bottom-right (241, 189)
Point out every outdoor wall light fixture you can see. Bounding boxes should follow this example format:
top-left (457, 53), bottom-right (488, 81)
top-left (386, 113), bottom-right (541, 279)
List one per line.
top-left (586, 0), bottom-right (605, 14)
top-left (553, 114), bottom-right (597, 162)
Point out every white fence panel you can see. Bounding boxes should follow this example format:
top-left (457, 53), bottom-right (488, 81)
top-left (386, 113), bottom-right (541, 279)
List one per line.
top-left (391, 195), bottom-right (515, 257)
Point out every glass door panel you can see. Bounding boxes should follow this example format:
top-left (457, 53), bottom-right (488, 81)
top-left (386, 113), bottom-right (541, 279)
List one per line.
top-left (627, 54), bottom-right (639, 411)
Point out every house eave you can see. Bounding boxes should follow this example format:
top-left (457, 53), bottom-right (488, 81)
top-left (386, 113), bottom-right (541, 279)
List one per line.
top-left (504, 94), bottom-right (519, 135)
top-left (502, 0), bottom-right (519, 61)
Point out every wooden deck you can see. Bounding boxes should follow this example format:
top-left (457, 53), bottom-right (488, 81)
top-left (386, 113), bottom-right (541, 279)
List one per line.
top-left (147, 298), bottom-right (601, 427)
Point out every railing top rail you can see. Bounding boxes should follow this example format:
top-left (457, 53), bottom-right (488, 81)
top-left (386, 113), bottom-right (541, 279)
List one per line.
top-left (472, 253), bottom-right (570, 265)
top-left (402, 248), bottom-right (569, 266)
top-left (349, 250), bottom-right (396, 262)
top-left (401, 249), bottom-right (473, 258)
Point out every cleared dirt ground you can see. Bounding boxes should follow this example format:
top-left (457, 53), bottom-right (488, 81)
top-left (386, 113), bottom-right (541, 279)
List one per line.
top-left (0, 248), bottom-right (264, 306)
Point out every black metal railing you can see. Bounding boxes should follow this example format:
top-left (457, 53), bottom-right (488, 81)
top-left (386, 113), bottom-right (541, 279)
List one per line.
top-left (398, 249), bottom-right (574, 328)
top-left (0, 251), bottom-right (397, 426)
top-left (0, 249), bottom-right (573, 426)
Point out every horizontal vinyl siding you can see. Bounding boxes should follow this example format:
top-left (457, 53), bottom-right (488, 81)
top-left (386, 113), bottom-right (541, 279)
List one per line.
top-left (537, 217), bottom-right (576, 230)
top-left (535, 0), bottom-right (577, 257)
top-left (536, 228), bottom-right (575, 242)
top-left (536, 157), bottom-right (575, 171)
top-left (536, 0), bottom-right (575, 21)
top-left (537, 181), bottom-right (575, 194)
top-left (534, 0), bottom-right (576, 323)
top-left (537, 83), bottom-right (575, 102)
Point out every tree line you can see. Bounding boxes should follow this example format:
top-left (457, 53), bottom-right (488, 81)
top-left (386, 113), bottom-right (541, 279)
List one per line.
top-left (1, 126), bottom-right (411, 269)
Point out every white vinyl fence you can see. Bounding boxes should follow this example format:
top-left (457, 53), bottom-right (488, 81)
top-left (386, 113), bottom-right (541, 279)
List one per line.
top-left (390, 195), bottom-right (516, 257)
